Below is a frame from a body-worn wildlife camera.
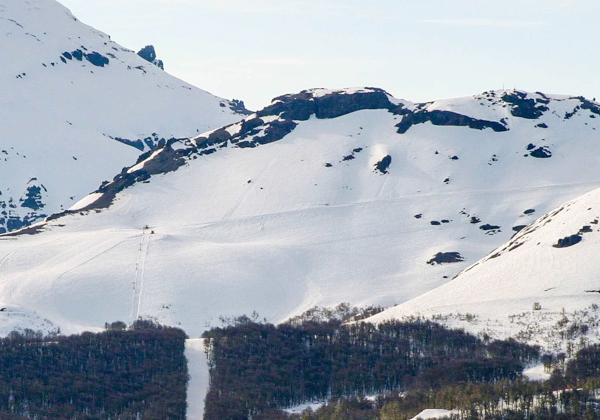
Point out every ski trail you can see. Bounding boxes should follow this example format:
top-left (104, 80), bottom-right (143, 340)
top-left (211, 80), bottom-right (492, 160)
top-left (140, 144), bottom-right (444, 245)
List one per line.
top-left (130, 230), bottom-right (151, 324)
top-left (220, 151), bottom-right (280, 221)
top-left (0, 251), bottom-right (16, 272)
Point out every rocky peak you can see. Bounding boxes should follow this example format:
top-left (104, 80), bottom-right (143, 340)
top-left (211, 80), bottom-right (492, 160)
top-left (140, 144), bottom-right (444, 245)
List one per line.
top-left (137, 45), bottom-right (164, 70)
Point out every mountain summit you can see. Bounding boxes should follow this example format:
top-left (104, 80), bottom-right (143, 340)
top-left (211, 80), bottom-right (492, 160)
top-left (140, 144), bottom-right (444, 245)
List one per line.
top-left (0, 0), bottom-right (249, 233)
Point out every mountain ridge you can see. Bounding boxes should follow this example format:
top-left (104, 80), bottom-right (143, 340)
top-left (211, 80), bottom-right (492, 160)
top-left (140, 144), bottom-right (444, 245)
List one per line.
top-left (0, 0), bottom-right (248, 234)
top-left (2, 86), bottom-right (600, 342)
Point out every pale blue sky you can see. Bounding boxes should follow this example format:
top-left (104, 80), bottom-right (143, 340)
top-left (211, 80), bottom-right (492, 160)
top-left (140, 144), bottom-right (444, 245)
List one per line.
top-left (60, 0), bottom-right (600, 110)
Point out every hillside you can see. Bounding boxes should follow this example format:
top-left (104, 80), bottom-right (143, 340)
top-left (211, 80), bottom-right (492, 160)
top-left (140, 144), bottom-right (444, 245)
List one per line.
top-left (369, 187), bottom-right (600, 351)
top-left (0, 0), bottom-right (248, 234)
top-left (1, 87), bottom-right (600, 339)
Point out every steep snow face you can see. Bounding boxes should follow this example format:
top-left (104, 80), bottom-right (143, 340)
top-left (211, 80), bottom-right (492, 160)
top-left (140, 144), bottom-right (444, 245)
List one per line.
top-left (369, 187), bottom-right (600, 350)
top-left (1, 88), bottom-right (600, 340)
top-left (0, 0), bottom-right (247, 233)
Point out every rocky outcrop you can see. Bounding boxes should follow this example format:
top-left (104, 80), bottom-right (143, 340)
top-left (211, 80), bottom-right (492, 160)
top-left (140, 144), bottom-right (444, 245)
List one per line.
top-left (573, 96), bottom-right (600, 115)
top-left (137, 45), bottom-right (164, 70)
top-left (530, 146), bottom-right (552, 158)
top-left (553, 234), bottom-right (582, 248)
top-left (259, 88), bottom-right (396, 121)
top-left (427, 252), bottom-right (465, 265)
top-left (374, 155), bottom-right (392, 174)
top-left (395, 110), bottom-right (508, 134)
top-left (227, 99), bottom-right (252, 115)
top-left (501, 91), bottom-right (548, 119)
top-left (62, 49), bottom-right (110, 67)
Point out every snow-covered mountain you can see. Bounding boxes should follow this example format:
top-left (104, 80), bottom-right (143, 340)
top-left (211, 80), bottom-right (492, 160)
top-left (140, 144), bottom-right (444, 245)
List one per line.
top-left (1, 87), bottom-right (600, 339)
top-left (0, 0), bottom-right (248, 234)
top-left (368, 186), bottom-right (600, 351)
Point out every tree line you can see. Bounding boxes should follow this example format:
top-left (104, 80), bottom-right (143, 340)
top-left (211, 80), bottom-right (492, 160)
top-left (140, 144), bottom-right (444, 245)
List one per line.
top-left (0, 320), bottom-right (188, 419)
top-left (258, 342), bottom-right (600, 419)
top-left (202, 317), bottom-right (540, 419)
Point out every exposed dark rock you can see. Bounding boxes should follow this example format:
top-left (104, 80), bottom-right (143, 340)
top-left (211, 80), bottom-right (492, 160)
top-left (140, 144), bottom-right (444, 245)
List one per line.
top-left (324, 163), bottom-right (333, 168)
top-left (480, 224), bottom-right (500, 231)
top-left (565, 107), bottom-right (580, 120)
top-left (81, 144), bottom-right (188, 211)
top-left (257, 120), bottom-right (298, 145)
top-left (137, 45), bottom-right (164, 70)
top-left (396, 110), bottom-right (508, 134)
top-left (20, 186), bottom-right (45, 210)
top-left (414, 214), bottom-right (422, 219)
top-left (553, 234), bottom-right (582, 248)
top-left (199, 116), bottom-right (299, 150)
top-left (512, 225), bottom-right (527, 232)
top-left (450, 156), bottom-right (459, 161)
top-left (526, 143), bottom-right (536, 151)
top-left (84, 52), bottom-right (109, 67)
top-left (353, 148), bottom-right (363, 153)
top-left (509, 242), bottom-right (524, 252)
top-left (530, 146), bottom-right (552, 158)
top-left (524, 209), bottom-right (536, 215)
top-left (71, 49), bottom-right (83, 61)
top-left (259, 88), bottom-right (395, 121)
top-left (444, 178), bottom-right (450, 184)
top-left (342, 155), bottom-right (355, 161)
top-left (196, 126), bottom-right (235, 150)
top-left (573, 96), bottom-right (600, 115)
top-left (112, 137), bottom-right (145, 151)
top-left (579, 225), bottom-right (593, 234)
top-left (441, 220), bottom-right (450, 223)
top-left (138, 45), bottom-right (157, 63)
top-left (501, 91), bottom-right (548, 119)
top-left (536, 123), bottom-right (548, 128)
top-left (430, 221), bottom-right (441, 226)
top-left (374, 155), bottom-right (392, 174)
top-left (228, 99), bottom-right (252, 115)
top-left (427, 252), bottom-right (464, 265)
top-left (470, 216), bottom-right (481, 224)
top-left (6, 217), bottom-right (25, 231)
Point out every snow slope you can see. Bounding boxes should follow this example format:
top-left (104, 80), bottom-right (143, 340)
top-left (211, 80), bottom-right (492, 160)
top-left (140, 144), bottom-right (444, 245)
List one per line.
top-left (185, 339), bottom-right (210, 420)
top-left (0, 0), bottom-right (247, 233)
top-left (369, 187), bottom-right (600, 351)
top-left (1, 88), bottom-right (600, 341)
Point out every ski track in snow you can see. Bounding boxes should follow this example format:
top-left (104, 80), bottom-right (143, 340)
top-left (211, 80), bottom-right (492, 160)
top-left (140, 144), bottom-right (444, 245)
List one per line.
top-left (130, 230), bottom-right (151, 324)
top-left (0, 251), bottom-right (16, 272)
top-left (220, 150), bottom-right (281, 222)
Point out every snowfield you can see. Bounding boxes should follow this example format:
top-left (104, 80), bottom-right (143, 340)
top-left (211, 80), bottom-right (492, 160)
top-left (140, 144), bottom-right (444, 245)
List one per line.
top-left (1, 88), bottom-right (600, 340)
top-left (0, 0), bottom-right (247, 234)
